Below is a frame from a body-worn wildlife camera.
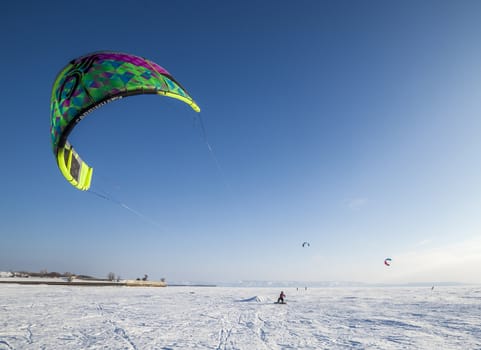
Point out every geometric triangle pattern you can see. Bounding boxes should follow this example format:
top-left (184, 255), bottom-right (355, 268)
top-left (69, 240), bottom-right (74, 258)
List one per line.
top-left (50, 51), bottom-right (199, 155)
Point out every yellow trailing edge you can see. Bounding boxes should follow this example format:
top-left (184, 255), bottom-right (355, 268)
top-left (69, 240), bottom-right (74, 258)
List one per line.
top-left (157, 91), bottom-right (201, 113)
top-left (57, 143), bottom-right (93, 191)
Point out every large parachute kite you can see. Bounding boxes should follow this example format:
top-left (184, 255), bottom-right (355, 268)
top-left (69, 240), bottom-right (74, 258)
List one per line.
top-left (50, 51), bottom-right (200, 191)
top-left (384, 258), bottom-right (392, 266)
top-left (302, 242), bottom-right (310, 248)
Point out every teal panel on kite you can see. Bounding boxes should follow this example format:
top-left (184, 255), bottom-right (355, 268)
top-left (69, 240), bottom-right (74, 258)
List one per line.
top-left (50, 51), bottom-right (200, 190)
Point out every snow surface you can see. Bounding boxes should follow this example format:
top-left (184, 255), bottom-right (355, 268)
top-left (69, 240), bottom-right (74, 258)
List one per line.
top-left (0, 285), bottom-right (480, 349)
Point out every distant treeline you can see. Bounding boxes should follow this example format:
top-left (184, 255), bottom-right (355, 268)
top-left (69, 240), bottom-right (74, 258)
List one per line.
top-left (10, 271), bottom-right (95, 280)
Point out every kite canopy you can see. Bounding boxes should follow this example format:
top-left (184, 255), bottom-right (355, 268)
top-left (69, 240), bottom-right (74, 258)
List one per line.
top-left (302, 242), bottom-right (310, 248)
top-left (384, 258), bottom-right (392, 266)
top-left (50, 51), bottom-right (200, 191)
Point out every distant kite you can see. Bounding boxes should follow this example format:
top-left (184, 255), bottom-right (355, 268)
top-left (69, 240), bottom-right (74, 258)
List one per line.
top-left (50, 51), bottom-right (200, 191)
top-left (384, 258), bottom-right (392, 266)
top-left (302, 242), bottom-right (310, 248)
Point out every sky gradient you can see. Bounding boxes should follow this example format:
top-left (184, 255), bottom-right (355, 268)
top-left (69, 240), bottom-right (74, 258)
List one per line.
top-left (1, 0), bottom-right (481, 284)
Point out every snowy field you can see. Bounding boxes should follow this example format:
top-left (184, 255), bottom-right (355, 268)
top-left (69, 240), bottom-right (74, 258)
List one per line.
top-left (1, 285), bottom-right (480, 349)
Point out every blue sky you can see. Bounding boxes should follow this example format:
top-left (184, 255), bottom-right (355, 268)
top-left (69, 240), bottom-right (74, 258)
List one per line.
top-left (1, 0), bottom-right (481, 284)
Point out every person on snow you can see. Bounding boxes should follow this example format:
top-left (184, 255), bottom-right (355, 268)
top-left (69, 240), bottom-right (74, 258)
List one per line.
top-left (277, 291), bottom-right (286, 304)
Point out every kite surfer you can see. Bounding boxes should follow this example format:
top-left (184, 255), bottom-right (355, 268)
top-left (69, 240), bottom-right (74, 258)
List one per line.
top-left (277, 291), bottom-right (286, 304)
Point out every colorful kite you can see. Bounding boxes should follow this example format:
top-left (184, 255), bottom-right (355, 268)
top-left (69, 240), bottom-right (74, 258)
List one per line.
top-left (384, 258), bottom-right (392, 266)
top-left (50, 51), bottom-right (200, 190)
